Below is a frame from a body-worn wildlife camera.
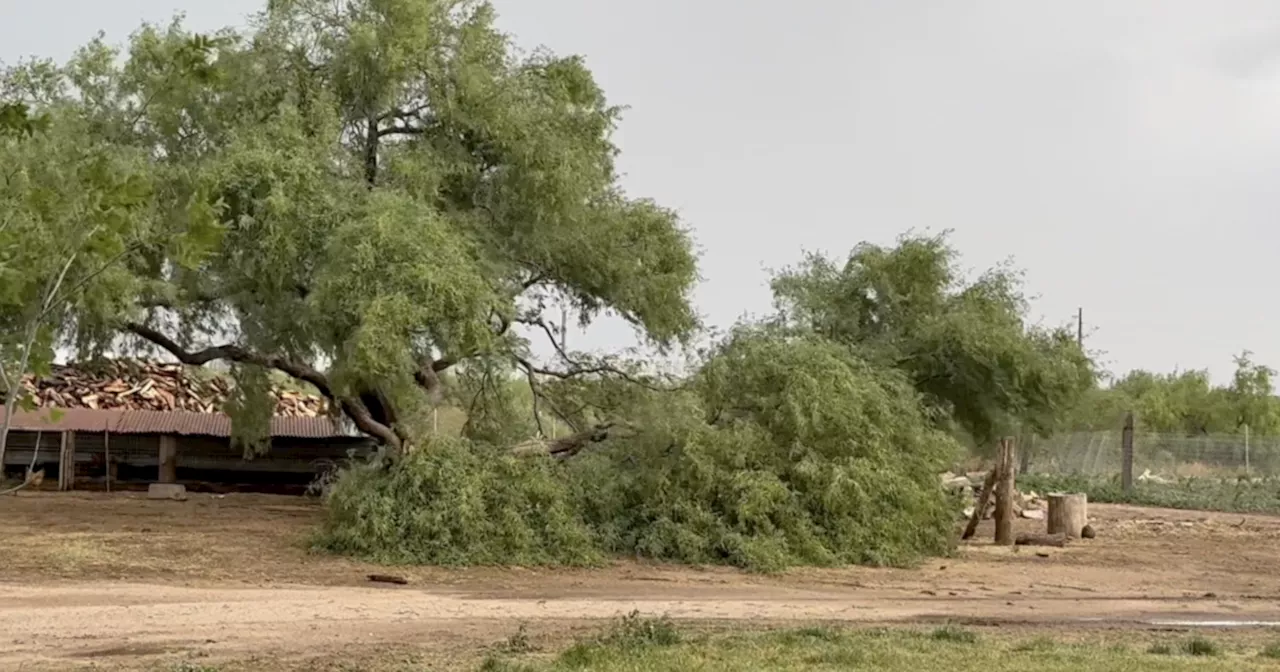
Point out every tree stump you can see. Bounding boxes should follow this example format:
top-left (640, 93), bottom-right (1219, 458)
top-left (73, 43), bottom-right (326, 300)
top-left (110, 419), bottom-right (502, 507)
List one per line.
top-left (1047, 493), bottom-right (1088, 538)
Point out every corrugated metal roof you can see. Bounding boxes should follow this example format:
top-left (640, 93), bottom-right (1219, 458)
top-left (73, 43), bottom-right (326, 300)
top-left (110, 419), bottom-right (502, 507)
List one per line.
top-left (0, 408), bottom-right (357, 439)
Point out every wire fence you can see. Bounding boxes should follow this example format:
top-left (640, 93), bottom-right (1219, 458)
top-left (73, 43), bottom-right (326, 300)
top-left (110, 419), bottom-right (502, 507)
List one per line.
top-left (1025, 430), bottom-right (1280, 481)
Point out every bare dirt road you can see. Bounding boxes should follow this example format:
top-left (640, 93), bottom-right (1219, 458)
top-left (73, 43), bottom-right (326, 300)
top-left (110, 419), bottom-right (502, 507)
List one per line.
top-left (4, 493), bottom-right (1280, 670)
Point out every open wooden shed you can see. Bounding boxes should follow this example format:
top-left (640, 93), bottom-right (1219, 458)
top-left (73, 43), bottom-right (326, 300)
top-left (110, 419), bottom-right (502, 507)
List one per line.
top-left (0, 408), bottom-right (374, 491)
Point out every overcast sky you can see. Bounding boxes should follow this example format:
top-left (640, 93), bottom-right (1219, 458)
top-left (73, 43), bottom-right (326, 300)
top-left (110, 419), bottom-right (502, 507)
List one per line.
top-left (3, 1), bottom-right (1279, 382)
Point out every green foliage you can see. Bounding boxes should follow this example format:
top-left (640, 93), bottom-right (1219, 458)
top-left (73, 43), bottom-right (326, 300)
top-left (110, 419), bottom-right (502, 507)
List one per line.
top-left (771, 232), bottom-right (1095, 446)
top-left (318, 329), bottom-right (958, 571)
top-left (6, 0), bottom-right (699, 451)
top-left (1067, 351), bottom-right (1280, 437)
top-left (314, 437), bottom-right (600, 566)
top-left (565, 333), bottom-right (956, 571)
top-left (223, 364), bottom-right (275, 455)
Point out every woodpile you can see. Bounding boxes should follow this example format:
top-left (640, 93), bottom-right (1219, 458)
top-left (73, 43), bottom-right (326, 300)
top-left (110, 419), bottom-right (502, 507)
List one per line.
top-left (17, 360), bottom-right (328, 417)
top-left (943, 471), bottom-right (1047, 521)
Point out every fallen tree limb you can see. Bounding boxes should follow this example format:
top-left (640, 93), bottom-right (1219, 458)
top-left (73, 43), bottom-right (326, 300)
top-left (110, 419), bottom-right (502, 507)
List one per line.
top-left (1015, 532), bottom-right (1068, 547)
top-left (510, 422), bottom-right (626, 459)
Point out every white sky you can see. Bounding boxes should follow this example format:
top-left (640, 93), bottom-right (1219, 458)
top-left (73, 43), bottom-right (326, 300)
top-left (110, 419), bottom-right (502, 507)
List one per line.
top-left (4, 0), bottom-right (1280, 382)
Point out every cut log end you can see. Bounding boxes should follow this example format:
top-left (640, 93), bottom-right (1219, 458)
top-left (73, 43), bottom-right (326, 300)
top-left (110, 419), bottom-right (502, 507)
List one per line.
top-left (1047, 492), bottom-right (1088, 538)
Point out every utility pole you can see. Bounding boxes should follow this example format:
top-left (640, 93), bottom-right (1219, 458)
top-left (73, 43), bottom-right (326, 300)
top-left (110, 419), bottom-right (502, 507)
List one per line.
top-left (1077, 307), bottom-right (1083, 348)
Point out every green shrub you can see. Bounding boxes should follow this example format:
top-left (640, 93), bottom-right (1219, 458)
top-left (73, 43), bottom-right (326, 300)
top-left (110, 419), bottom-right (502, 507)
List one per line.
top-left (565, 336), bottom-right (958, 571)
top-left (313, 437), bottom-right (600, 566)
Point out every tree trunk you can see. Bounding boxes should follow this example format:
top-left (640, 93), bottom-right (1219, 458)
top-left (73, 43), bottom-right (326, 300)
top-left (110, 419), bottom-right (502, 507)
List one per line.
top-left (1047, 493), bottom-right (1088, 538)
top-left (994, 438), bottom-right (1016, 546)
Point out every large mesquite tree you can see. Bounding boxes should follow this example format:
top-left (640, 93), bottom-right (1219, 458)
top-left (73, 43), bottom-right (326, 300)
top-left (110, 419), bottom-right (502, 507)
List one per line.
top-left (1, 0), bottom-right (699, 454)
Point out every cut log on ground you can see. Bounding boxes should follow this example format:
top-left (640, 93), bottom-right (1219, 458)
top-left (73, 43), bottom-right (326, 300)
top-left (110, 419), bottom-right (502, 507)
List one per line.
top-left (367, 574), bottom-right (408, 585)
top-left (962, 470), bottom-right (998, 540)
top-left (1015, 532), bottom-right (1068, 547)
top-left (1047, 492), bottom-right (1088, 538)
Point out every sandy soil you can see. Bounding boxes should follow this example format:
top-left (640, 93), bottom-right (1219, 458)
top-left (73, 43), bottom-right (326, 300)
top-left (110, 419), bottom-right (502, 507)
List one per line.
top-left (3, 492), bottom-right (1280, 670)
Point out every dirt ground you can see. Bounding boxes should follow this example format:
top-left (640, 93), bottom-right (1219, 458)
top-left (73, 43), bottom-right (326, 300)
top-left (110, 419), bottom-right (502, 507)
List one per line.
top-left (4, 493), bottom-right (1280, 670)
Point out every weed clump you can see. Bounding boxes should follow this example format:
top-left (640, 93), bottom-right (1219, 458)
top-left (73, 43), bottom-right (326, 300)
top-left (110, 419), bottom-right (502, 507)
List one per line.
top-left (930, 625), bottom-right (978, 644)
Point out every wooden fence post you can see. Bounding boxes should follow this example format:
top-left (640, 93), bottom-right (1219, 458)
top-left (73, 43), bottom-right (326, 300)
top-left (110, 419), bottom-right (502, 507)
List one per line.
top-left (994, 437), bottom-right (1016, 545)
top-left (1121, 412), bottom-right (1134, 494)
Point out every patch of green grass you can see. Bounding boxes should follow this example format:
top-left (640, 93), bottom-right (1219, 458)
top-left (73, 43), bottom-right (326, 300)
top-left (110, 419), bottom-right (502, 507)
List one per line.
top-left (1020, 472), bottom-right (1280, 514)
top-left (929, 625), bottom-right (978, 644)
top-left (1261, 642), bottom-right (1280, 659)
top-left (1146, 636), bottom-right (1222, 657)
top-left (1182, 636), bottom-right (1221, 657)
top-left (483, 624), bottom-right (1269, 671)
top-left (1011, 636), bottom-right (1057, 652)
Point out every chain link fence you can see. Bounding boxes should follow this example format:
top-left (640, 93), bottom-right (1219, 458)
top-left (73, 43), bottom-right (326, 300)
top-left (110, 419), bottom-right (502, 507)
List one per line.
top-left (1025, 430), bottom-right (1280, 480)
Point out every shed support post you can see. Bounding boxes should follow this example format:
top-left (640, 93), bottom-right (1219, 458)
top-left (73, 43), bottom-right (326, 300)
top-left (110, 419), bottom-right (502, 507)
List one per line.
top-left (158, 435), bottom-right (177, 484)
top-left (58, 431), bottom-right (75, 491)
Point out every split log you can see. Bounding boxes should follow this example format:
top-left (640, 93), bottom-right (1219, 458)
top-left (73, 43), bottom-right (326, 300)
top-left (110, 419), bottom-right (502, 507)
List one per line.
top-left (1015, 532), bottom-right (1068, 547)
top-left (1047, 493), bottom-right (1088, 538)
top-left (961, 470), bottom-right (998, 540)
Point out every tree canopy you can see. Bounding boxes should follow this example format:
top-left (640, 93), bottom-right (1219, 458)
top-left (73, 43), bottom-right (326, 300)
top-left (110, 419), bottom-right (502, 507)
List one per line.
top-left (1067, 352), bottom-right (1280, 437)
top-left (770, 232), bottom-right (1095, 447)
top-left (1, 0), bottom-right (699, 454)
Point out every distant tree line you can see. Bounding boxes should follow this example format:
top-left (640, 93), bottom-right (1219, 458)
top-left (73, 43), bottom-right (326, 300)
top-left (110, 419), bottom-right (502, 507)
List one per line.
top-left (1065, 352), bottom-right (1280, 437)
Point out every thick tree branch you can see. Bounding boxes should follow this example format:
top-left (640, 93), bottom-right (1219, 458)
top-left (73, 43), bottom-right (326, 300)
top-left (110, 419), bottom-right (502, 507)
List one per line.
top-left (376, 125), bottom-right (427, 138)
top-left (124, 321), bottom-right (402, 451)
top-left (515, 316), bottom-right (672, 391)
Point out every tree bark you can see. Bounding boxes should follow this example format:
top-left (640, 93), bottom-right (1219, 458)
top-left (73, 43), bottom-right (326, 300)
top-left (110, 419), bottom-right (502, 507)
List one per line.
top-left (125, 322), bottom-right (404, 453)
top-left (1047, 493), bottom-right (1088, 538)
top-left (994, 438), bottom-right (1016, 546)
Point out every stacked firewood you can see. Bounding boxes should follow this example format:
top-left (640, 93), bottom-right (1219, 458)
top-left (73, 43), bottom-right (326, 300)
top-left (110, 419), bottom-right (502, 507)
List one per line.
top-left (941, 472), bottom-right (1047, 520)
top-left (16, 360), bottom-right (329, 417)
